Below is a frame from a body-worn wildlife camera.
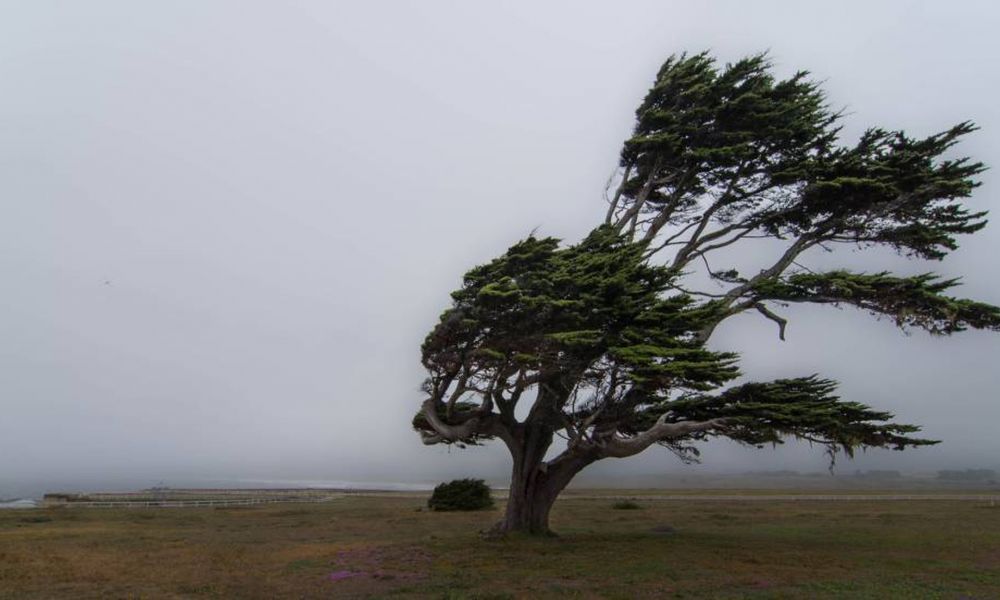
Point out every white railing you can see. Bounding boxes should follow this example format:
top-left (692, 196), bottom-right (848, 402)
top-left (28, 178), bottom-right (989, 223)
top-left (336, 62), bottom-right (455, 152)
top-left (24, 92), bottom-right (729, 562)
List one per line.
top-left (55, 495), bottom-right (342, 508)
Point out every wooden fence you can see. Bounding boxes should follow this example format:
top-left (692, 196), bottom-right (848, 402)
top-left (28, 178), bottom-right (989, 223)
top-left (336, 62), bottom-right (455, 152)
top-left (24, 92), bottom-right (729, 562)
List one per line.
top-left (50, 495), bottom-right (343, 509)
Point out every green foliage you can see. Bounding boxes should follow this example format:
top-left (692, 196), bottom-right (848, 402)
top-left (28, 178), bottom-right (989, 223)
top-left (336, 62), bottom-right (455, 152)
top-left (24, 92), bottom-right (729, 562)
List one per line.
top-left (416, 50), bottom-right (997, 485)
top-left (417, 228), bottom-right (943, 459)
top-left (618, 52), bottom-right (839, 234)
top-left (615, 52), bottom-right (985, 260)
top-left (785, 124), bottom-right (986, 260)
top-left (660, 376), bottom-right (937, 460)
top-left (428, 227), bottom-right (739, 387)
top-left (753, 271), bottom-right (1000, 334)
top-left (611, 500), bottom-right (642, 510)
top-left (419, 228), bottom-right (740, 442)
top-left (427, 479), bottom-right (494, 512)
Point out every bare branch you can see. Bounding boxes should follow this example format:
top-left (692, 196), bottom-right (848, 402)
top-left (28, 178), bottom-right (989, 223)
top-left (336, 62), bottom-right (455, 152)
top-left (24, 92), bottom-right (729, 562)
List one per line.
top-left (419, 395), bottom-right (517, 451)
top-left (420, 398), bottom-right (483, 443)
top-left (640, 165), bottom-right (703, 242)
top-left (645, 219), bottom-right (704, 257)
top-left (754, 302), bottom-right (788, 341)
top-left (445, 370), bottom-right (471, 418)
top-left (678, 227), bottom-right (757, 268)
top-left (613, 158), bottom-right (663, 237)
top-left (420, 432), bottom-right (447, 445)
top-left (604, 163), bottom-right (633, 224)
top-left (694, 234), bottom-right (816, 343)
top-left (595, 415), bottom-right (729, 458)
top-left (724, 234), bottom-right (816, 303)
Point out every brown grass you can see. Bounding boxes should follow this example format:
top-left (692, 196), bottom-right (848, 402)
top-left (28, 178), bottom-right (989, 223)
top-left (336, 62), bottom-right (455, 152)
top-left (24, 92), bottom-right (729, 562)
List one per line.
top-left (2, 494), bottom-right (998, 598)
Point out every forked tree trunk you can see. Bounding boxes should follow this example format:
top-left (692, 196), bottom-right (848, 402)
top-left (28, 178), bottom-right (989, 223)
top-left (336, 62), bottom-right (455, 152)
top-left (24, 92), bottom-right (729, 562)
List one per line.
top-left (498, 458), bottom-right (563, 535)
top-left (493, 424), bottom-right (593, 536)
top-left (500, 482), bottom-right (557, 535)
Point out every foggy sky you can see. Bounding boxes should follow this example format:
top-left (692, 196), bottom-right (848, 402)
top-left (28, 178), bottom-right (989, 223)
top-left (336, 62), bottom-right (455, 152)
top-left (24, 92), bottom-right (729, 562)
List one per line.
top-left (3, 1), bottom-right (999, 493)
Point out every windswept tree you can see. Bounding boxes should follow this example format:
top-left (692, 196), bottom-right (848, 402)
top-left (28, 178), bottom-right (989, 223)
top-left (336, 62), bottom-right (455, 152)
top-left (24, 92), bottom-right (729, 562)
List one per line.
top-left (414, 52), bottom-right (1000, 535)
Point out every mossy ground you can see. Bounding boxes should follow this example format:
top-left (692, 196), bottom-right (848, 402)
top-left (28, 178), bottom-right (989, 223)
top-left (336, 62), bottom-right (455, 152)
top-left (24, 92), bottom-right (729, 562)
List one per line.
top-left (1, 493), bottom-right (997, 598)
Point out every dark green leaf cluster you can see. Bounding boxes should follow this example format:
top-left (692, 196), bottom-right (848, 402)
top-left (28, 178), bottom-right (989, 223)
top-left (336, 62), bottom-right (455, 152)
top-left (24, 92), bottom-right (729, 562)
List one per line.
top-left (615, 53), bottom-right (985, 263)
top-left (427, 478), bottom-right (494, 511)
top-left (421, 227), bottom-right (738, 397)
top-left (418, 228), bottom-right (941, 458)
top-left (658, 376), bottom-right (937, 459)
top-left (775, 124), bottom-right (987, 259)
top-left (753, 271), bottom-right (1000, 334)
top-left (619, 52), bottom-right (837, 225)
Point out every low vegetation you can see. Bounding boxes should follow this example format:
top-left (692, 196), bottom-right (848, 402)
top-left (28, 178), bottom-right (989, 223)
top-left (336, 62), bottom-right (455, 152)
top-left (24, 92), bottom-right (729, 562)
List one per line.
top-left (427, 479), bottom-right (494, 512)
top-left (2, 493), bottom-right (998, 598)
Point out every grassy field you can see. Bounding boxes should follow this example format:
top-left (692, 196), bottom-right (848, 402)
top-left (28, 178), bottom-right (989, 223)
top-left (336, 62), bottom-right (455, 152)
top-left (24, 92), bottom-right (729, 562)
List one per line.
top-left (2, 493), bottom-right (998, 599)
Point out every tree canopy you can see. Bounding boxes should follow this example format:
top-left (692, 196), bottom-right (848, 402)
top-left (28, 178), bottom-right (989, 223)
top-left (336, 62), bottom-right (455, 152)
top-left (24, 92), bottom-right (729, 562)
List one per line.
top-left (414, 52), bottom-right (999, 535)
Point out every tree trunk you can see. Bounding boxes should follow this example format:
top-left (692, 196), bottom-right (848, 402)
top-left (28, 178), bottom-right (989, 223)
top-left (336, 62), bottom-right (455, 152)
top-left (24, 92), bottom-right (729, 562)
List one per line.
top-left (493, 425), bottom-right (593, 536)
top-left (499, 478), bottom-right (558, 535)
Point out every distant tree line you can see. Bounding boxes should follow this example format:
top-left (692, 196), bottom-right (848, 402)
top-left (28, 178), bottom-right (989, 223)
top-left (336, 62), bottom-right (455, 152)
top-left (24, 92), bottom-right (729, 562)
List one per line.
top-left (936, 469), bottom-right (996, 482)
top-left (853, 470), bottom-right (903, 479)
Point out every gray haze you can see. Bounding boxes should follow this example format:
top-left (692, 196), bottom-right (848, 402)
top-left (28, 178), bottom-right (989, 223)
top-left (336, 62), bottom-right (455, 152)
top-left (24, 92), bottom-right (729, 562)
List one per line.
top-left (3, 1), bottom-right (999, 495)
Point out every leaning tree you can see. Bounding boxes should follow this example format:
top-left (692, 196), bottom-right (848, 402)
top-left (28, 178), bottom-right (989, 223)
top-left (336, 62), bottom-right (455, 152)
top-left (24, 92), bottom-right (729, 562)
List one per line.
top-left (414, 52), bottom-right (1000, 535)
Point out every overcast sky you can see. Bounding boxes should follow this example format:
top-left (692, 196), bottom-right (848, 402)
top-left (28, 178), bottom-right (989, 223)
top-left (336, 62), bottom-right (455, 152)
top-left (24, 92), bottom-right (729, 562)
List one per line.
top-left (2, 1), bottom-right (999, 494)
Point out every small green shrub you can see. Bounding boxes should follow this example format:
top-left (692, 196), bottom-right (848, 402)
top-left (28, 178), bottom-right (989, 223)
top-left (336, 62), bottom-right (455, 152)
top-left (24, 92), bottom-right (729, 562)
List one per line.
top-left (611, 500), bottom-right (642, 510)
top-left (427, 478), bottom-right (494, 511)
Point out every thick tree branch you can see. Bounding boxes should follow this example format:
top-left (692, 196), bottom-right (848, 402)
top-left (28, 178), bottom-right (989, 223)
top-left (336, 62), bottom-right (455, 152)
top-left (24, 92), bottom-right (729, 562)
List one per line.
top-left (613, 158), bottom-right (663, 237)
top-left (650, 160), bottom-right (749, 250)
top-left (693, 234), bottom-right (817, 343)
top-left (420, 398), bottom-right (482, 442)
top-left (595, 415), bottom-right (729, 459)
top-left (639, 164), bottom-right (703, 242)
